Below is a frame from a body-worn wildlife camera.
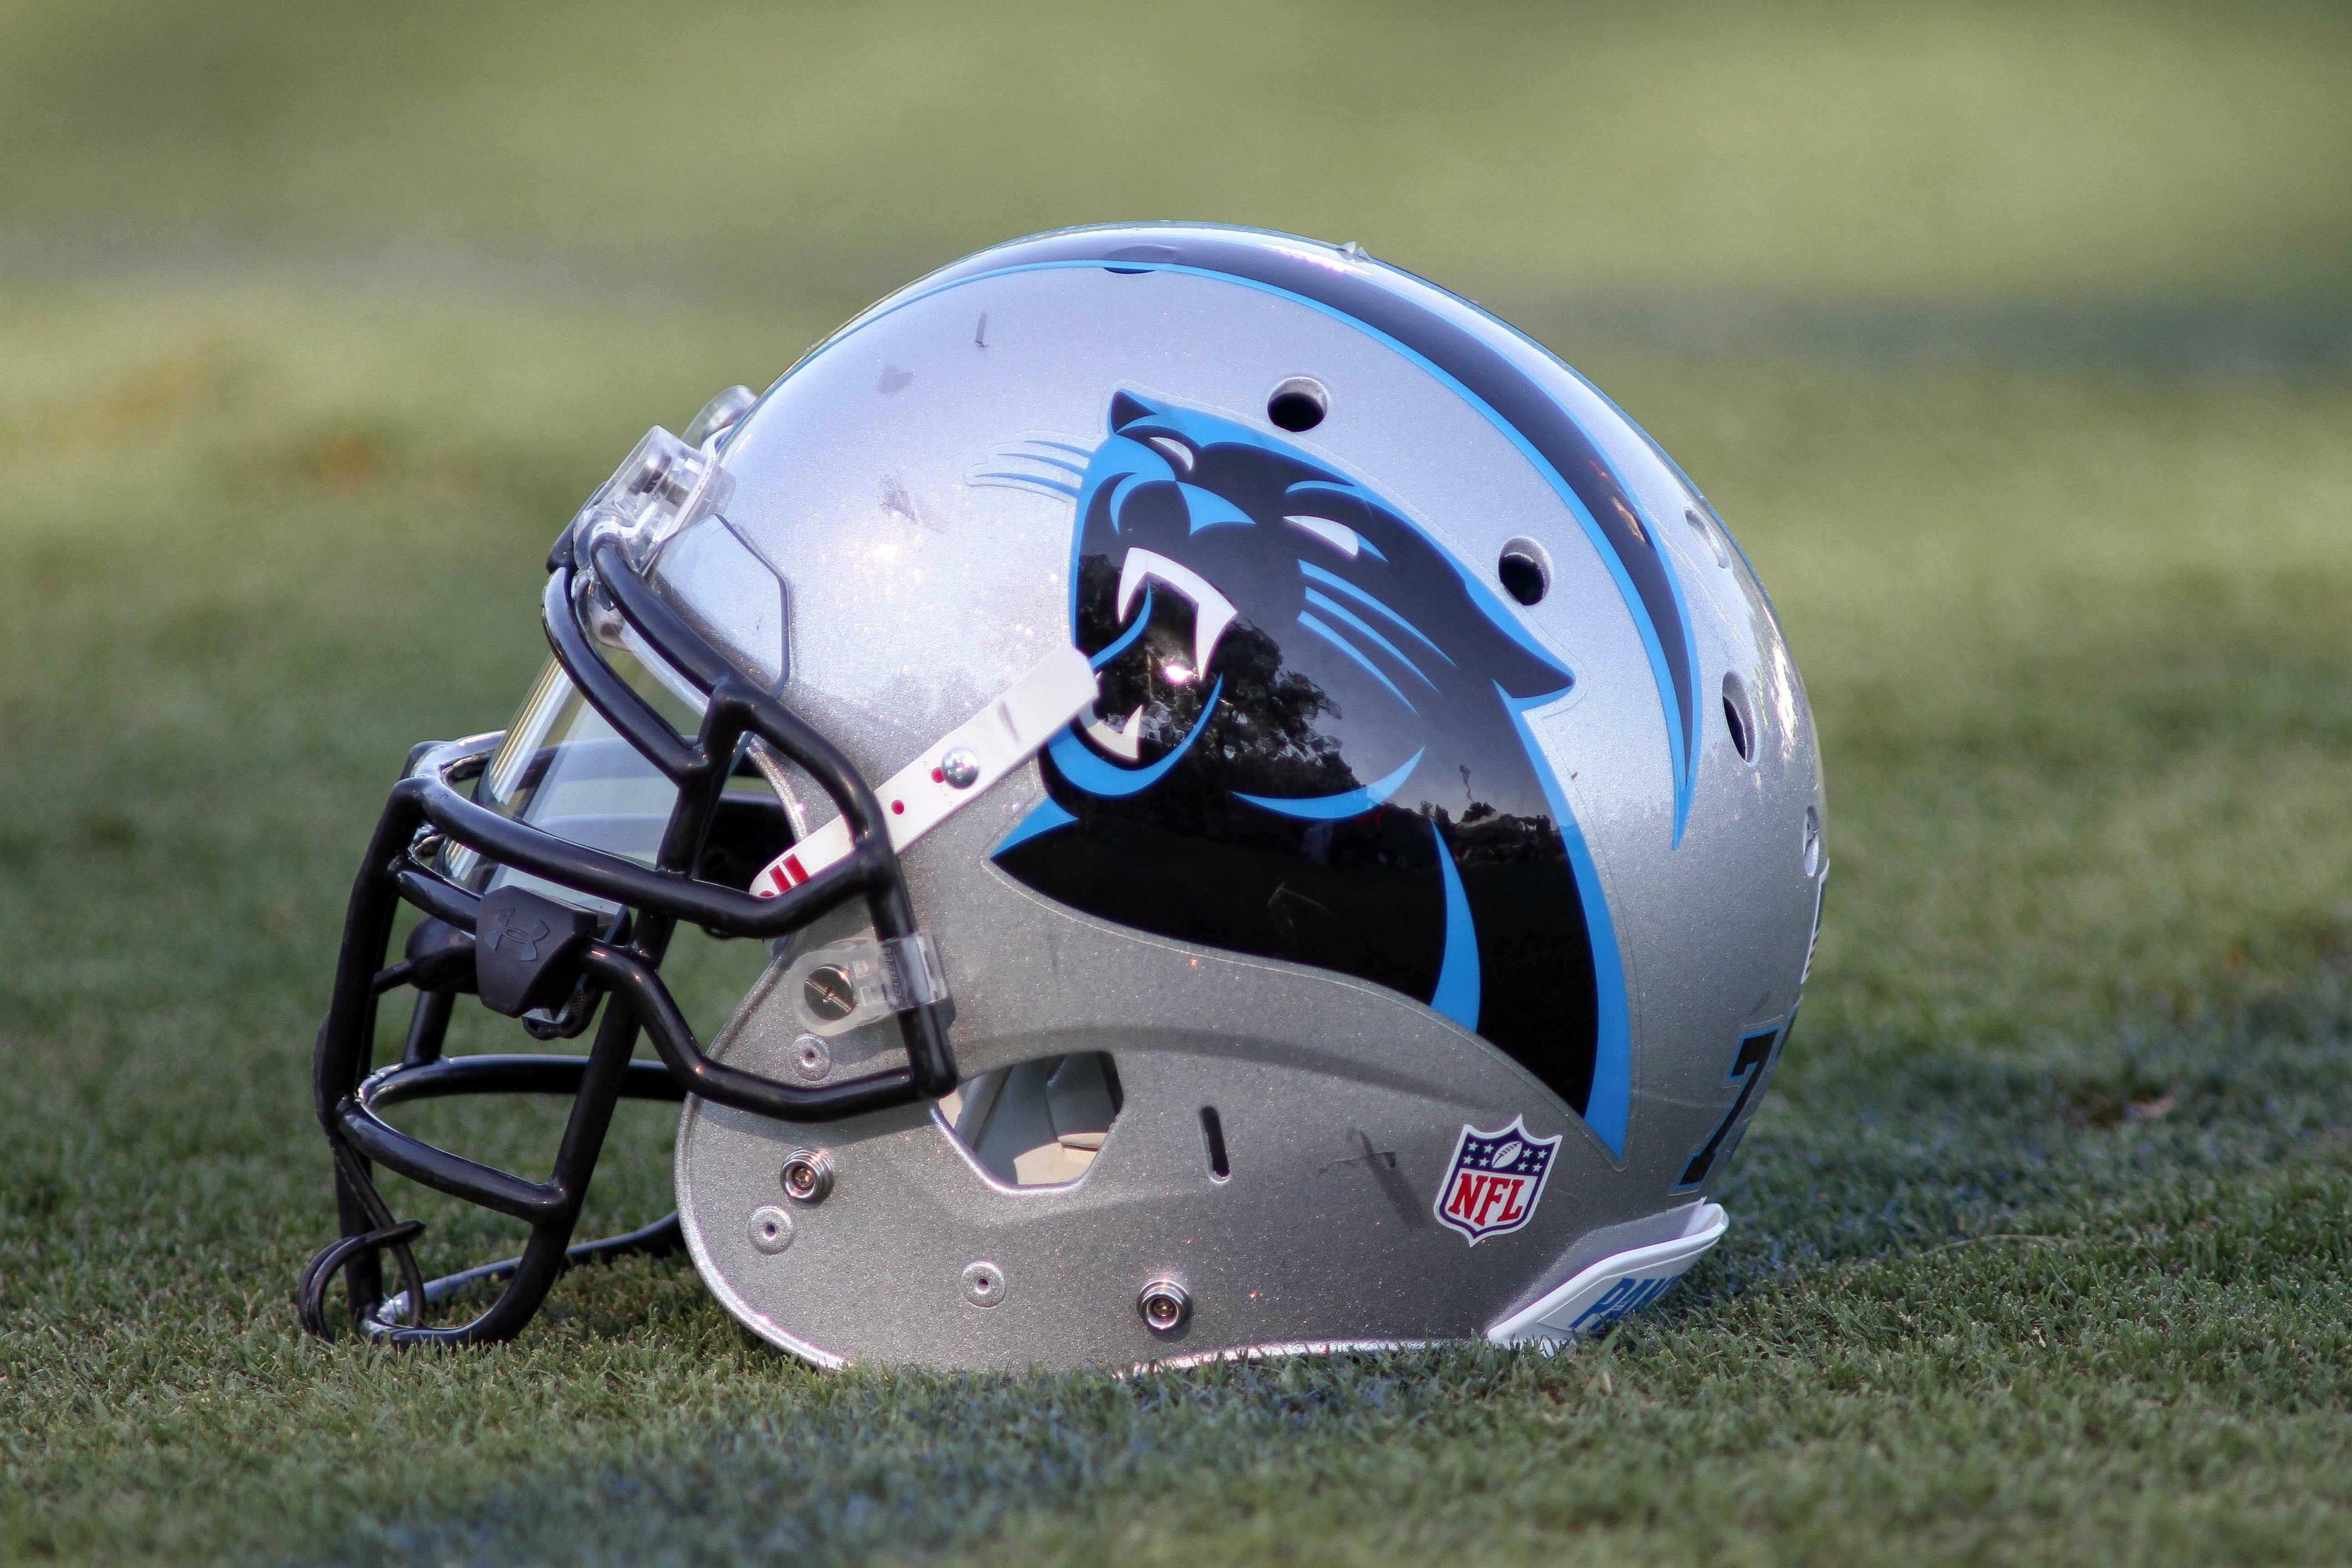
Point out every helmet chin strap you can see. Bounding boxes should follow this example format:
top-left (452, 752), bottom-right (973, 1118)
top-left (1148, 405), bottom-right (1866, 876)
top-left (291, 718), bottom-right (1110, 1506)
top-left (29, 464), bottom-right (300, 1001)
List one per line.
top-left (752, 644), bottom-right (1099, 898)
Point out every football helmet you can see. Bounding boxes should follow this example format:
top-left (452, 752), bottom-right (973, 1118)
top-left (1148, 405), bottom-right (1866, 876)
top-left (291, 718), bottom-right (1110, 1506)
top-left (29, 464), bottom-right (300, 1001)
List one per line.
top-left (299, 224), bottom-right (1826, 1368)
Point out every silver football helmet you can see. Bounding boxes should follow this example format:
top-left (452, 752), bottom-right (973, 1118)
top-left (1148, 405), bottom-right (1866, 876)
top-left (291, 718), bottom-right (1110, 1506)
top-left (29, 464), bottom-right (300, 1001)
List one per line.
top-left (301, 224), bottom-right (1825, 1369)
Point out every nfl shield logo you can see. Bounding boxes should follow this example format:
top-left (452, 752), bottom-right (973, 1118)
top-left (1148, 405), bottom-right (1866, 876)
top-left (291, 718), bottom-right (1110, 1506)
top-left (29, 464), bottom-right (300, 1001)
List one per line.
top-left (1433, 1117), bottom-right (1561, 1245)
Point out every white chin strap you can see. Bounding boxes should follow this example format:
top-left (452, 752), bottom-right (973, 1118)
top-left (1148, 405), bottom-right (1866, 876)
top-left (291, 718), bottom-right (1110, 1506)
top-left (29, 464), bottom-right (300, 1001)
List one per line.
top-left (752, 645), bottom-right (1099, 898)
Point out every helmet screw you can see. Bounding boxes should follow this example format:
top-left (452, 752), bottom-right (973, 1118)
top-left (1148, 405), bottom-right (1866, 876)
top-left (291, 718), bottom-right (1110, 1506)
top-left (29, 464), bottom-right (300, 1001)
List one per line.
top-left (747, 1204), bottom-right (795, 1255)
top-left (780, 1148), bottom-right (833, 1204)
top-left (961, 1260), bottom-right (1007, 1308)
top-left (802, 964), bottom-right (856, 1022)
top-left (1137, 1279), bottom-right (1191, 1335)
top-left (939, 747), bottom-right (981, 789)
top-left (789, 1033), bottom-right (832, 1083)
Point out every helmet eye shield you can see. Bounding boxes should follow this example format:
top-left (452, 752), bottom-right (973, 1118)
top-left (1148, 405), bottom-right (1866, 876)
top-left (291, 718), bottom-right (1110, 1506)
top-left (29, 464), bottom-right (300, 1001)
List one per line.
top-left (452, 642), bottom-right (701, 900)
top-left (456, 590), bottom-right (799, 903)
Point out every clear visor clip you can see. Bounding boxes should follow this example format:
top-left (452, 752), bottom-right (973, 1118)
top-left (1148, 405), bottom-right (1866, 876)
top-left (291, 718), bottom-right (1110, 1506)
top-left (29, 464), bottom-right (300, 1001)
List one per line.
top-left (573, 425), bottom-right (735, 575)
top-left (782, 933), bottom-right (951, 1038)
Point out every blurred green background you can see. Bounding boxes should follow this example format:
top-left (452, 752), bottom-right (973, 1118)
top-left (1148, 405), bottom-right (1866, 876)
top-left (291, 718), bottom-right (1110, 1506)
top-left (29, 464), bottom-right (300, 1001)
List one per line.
top-left (8, 0), bottom-right (2351, 314)
top-left (5, 3), bottom-right (2351, 1565)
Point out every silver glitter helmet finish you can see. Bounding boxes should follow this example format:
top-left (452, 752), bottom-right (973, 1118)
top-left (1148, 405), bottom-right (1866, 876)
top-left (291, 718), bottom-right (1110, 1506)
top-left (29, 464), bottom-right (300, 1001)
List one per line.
top-left (299, 224), bottom-right (1824, 1368)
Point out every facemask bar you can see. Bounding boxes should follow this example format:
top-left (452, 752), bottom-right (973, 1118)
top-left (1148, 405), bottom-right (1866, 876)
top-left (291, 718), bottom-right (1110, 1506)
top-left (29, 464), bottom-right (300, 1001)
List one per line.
top-left (299, 517), bottom-right (959, 1348)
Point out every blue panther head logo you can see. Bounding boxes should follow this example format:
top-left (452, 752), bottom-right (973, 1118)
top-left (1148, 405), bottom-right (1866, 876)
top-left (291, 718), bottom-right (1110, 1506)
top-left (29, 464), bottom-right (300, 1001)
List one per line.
top-left (983, 390), bottom-right (1629, 1152)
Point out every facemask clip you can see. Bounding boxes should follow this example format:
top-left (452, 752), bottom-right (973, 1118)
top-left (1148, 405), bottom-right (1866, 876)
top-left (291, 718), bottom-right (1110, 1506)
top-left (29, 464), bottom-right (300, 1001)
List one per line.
top-left (783, 933), bottom-right (950, 1038)
top-left (572, 425), bottom-right (735, 574)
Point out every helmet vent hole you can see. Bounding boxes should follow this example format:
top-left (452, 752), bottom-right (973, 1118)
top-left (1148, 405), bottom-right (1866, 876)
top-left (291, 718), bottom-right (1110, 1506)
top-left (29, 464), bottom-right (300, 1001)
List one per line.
top-left (1266, 377), bottom-right (1328, 433)
top-left (1723, 672), bottom-right (1757, 764)
top-left (1200, 1106), bottom-right (1230, 1182)
top-left (1498, 539), bottom-right (1550, 606)
top-left (937, 1053), bottom-right (1122, 1187)
top-left (1684, 505), bottom-right (1730, 569)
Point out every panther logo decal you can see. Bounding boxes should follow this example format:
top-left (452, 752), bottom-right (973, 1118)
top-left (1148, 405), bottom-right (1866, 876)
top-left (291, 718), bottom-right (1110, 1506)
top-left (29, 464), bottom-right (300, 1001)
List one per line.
top-left (981, 390), bottom-right (1629, 1151)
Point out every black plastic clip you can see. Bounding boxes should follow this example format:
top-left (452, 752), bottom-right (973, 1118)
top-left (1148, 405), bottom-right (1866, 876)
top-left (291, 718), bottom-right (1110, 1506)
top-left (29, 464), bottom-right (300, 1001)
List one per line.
top-left (473, 887), bottom-right (597, 1018)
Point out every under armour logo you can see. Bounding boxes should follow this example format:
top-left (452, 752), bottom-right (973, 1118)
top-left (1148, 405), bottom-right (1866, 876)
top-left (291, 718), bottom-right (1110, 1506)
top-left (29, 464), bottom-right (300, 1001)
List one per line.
top-left (480, 906), bottom-right (551, 962)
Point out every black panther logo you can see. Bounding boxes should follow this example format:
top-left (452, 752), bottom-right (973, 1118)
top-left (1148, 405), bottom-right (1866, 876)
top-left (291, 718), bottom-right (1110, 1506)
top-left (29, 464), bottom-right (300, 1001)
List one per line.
top-left (982, 390), bottom-right (1629, 1150)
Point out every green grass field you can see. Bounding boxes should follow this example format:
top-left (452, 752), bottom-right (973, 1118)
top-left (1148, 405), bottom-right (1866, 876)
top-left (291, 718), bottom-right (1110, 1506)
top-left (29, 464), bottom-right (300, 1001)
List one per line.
top-left (4, 4), bottom-right (2350, 1563)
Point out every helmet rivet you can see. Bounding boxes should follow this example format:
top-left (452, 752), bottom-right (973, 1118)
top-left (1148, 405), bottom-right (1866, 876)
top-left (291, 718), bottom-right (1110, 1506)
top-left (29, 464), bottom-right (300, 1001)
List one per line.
top-left (802, 964), bottom-right (856, 1022)
top-left (747, 1204), bottom-right (795, 1255)
top-left (789, 1033), bottom-right (832, 1083)
top-left (780, 1149), bottom-right (833, 1204)
top-left (1137, 1279), bottom-right (1191, 1334)
top-left (939, 747), bottom-right (981, 789)
top-left (962, 1260), bottom-right (1007, 1308)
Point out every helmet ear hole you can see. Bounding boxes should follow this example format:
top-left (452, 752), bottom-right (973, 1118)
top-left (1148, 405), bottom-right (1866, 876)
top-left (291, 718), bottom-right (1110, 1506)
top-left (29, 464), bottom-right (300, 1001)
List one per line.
top-left (938, 1053), bottom-right (1123, 1187)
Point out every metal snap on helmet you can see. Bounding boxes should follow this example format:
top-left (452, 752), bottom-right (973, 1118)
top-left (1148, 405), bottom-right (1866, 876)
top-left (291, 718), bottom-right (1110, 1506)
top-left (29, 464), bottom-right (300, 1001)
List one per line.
top-left (299, 223), bottom-right (1826, 1369)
